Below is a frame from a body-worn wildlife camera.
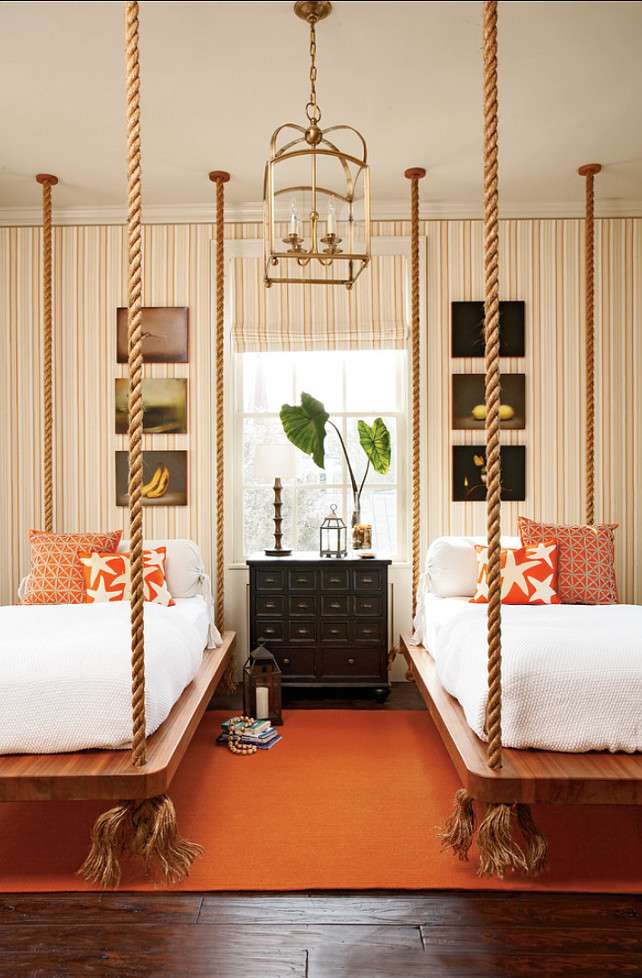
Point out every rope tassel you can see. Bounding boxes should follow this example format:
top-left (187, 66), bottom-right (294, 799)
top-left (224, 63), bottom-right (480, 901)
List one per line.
top-left (438, 788), bottom-right (477, 861)
top-left (78, 794), bottom-right (204, 889)
top-left (439, 792), bottom-right (548, 878)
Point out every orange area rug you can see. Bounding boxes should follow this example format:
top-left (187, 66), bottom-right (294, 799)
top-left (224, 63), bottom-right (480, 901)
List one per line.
top-left (0, 710), bottom-right (640, 892)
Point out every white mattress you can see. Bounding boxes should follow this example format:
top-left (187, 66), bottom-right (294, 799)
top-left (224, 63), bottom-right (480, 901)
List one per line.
top-left (0, 597), bottom-right (209, 755)
top-left (413, 594), bottom-right (642, 753)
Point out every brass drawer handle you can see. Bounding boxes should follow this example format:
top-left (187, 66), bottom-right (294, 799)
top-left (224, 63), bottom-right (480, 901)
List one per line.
top-left (265, 576), bottom-right (276, 584)
top-left (330, 628), bottom-right (340, 635)
top-left (330, 602), bottom-right (341, 609)
top-left (265, 628), bottom-right (275, 635)
top-left (348, 658), bottom-right (355, 665)
top-left (362, 602), bottom-right (372, 609)
top-left (283, 658), bottom-right (291, 666)
top-left (298, 602), bottom-right (308, 610)
top-left (363, 628), bottom-right (373, 635)
top-left (362, 576), bottom-right (373, 584)
top-left (296, 577), bottom-right (309, 584)
top-left (330, 577), bottom-right (341, 584)
top-left (265, 602), bottom-right (276, 609)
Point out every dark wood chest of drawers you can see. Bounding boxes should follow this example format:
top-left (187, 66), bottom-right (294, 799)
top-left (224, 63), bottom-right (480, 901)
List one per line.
top-left (247, 554), bottom-right (391, 697)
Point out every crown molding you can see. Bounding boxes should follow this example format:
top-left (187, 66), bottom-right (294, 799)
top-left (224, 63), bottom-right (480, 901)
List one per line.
top-left (1, 198), bottom-right (641, 227)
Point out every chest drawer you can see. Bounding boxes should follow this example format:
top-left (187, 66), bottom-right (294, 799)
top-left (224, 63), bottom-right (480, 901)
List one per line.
top-left (321, 567), bottom-right (350, 590)
top-left (321, 594), bottom-right (349, 616)
top-left (288, 568), bottom-right (316, 590)
top-left (289, 594), bottom-right (317, 616)
top-left (288, 620), bottom-right (317, 643)
top-left (256, 568), bottom-right (285, 591)
top-left (256, 595), bottom-right (284, 616)
top-left (322, 648), bottom-right (382, 679)
top-left (274, 649), bottom-right (315, 679)
top-left (354, 595), bottom-right (382, 617)
top-left (353, 568), bottom-right (384, 591)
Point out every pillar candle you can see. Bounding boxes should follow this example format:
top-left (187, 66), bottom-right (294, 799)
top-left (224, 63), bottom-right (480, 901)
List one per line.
top-left (256, 685), bottom-right (270, 720)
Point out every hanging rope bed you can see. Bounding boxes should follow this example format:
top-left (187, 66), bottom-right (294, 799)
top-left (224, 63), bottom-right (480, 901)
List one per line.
top-left (0, 1), bottom-right (235, 888)
top-left (399, 0), bottom-right (642, 878)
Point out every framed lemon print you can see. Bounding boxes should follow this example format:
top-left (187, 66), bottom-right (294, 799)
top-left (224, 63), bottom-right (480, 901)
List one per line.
top-left (452, 374), bottom-right (525, 430)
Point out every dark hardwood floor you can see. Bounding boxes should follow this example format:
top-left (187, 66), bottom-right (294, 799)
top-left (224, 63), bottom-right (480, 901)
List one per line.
top-left (1, 684), bottom-right (639, 977)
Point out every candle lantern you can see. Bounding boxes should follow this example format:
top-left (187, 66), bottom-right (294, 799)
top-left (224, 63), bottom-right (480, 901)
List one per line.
top-left (319, 504), bottom-right (347, 558)
top-left (243, 643), bottom-right (283, 726)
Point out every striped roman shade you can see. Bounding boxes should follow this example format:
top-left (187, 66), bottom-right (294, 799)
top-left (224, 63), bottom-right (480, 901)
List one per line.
top-left (231, 254), bottom-right (408, 352)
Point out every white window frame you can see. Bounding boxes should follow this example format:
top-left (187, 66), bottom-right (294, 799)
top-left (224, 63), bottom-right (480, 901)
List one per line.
top-left (221, 236), bottom-right (421, 568)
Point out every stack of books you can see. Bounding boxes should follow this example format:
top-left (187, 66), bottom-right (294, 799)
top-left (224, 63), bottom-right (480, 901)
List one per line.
top-left (216, 717), bottom-right (282, 750)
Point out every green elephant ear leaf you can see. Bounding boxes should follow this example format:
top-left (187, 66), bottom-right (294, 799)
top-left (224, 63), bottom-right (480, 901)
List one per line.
top-left (358, 418), bottom-right (391, 475)
top-left (280, 392), bottom-right (329, 470)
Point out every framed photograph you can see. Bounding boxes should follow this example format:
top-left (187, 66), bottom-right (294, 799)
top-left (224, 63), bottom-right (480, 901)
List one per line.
top-left (452, 445), bottom-right (526, 502)
top-left (452, 374), bottom-right (525, 430)
top-left (451, 301), bottom-right (525, 358)
top-left (116, 307), bottom-right (189, 363)
top-left (115, 378), bottom-right (188, 434)
top-left (115, 450), bottom-right (188, 506)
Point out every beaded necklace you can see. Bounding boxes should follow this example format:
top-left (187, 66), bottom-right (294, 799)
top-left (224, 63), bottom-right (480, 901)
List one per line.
top-left (227, 715), bottom-right (258, 755)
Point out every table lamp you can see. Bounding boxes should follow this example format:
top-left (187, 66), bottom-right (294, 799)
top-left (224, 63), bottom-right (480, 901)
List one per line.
top-left (253, 444), bottom-right (298, 556)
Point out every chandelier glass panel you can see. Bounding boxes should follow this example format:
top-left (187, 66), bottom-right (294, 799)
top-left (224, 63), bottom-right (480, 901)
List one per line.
top-left (263, 1), bottom-right (371, 290)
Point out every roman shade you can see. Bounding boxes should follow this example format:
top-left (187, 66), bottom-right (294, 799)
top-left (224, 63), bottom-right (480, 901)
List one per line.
top-left (231, 253), bottom-right (408, 352)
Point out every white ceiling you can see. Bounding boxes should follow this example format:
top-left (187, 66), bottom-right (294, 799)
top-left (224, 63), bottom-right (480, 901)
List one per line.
top-left (1, 0), bottom-right (641, 223)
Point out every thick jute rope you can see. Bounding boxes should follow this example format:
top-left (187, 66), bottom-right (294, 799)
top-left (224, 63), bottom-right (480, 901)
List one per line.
top-left (36, 174), bottom-right (58, 533)
top-left (579, 163), bottom-right (601, 526)
top-left (209, 170), bottom-right (235, 693)
top-left (405, 167), bottom-right (426, 620)
top-left (209, 172), bottom-right (229, 633)
top-left (79, 1), bottom-right (205, 888)
top-left (440, 3), bottom-right (547, 877)
top-left (125, 0), bottom-right (146, 766)
top-left (483, 0), bottom-right (502, 772)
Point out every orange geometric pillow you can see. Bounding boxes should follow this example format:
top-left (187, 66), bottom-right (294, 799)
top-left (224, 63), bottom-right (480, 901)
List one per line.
top-left (518, 517), bottom-right (619, 605)
top-left (470, 541), bottom-right (561, 605)
top-left (79, 548), bottom-right (175, 606)
top-left (21, 530), bottom-right (122, 605)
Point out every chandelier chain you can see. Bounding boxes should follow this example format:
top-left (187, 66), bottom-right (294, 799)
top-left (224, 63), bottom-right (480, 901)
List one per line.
top-left (306, 20), bottom-right (321, 124)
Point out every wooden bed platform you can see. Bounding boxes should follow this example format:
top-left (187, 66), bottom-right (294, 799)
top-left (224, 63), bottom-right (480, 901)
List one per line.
top-left (400, 632), bottom-right (642, 806)
top-left (0, 630), bottom-right (236, 804)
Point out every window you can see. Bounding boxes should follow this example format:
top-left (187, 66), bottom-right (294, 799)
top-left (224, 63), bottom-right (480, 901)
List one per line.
top-left (234, 349), bottom-right (407, 561)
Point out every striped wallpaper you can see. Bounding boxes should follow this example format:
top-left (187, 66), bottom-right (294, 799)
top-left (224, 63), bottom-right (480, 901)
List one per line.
top-left (1, 218), bottom-right (640, 612)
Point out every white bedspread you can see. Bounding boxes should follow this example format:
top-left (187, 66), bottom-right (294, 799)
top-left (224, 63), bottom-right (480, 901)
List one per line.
top-left (0, 598), bottom-right (208, 754)
top-left (414, 595), bottom-right (642, 753)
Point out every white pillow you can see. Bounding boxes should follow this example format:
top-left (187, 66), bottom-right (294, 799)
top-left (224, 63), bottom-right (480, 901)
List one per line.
top-left (423, 535), bottom-right (521, 598)
top-left (117, 538), bottom-right (221, 647)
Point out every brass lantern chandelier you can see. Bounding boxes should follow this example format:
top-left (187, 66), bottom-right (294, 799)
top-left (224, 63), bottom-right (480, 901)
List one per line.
top-left (263, 1), bottom-right (371, 289)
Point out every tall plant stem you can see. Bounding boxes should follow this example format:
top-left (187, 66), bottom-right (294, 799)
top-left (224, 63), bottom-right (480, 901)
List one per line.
top-left (327, 420), bottom-right (358, 495)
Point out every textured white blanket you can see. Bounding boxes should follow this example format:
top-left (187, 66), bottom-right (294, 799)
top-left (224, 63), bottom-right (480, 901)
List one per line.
top-left (415, 595), bottom-right (642, 753)
top-left (1, 599), bottom-right (207, 754)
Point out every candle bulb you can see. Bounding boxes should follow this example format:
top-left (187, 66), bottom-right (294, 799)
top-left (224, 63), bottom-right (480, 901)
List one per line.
top-left (327, 196), bottom-right (336, 235)
top-left (255, 686), bottom-right (270, 720)
top-left (289, 199), bottom-right (299, 237)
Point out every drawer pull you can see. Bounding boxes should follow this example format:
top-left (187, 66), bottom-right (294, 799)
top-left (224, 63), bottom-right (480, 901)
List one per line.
top-left (297, 628), bottom-right (308, 636)
top-left (265, 576), bottom-right (276, 584)
top-left (348, 658), bottom-right (355, 665)
top-left (296, 577), bottom-right (308, 584)
top-left (265, 628), bottom-right (275, 635)
top-left (330, 577), bottom-right (341, 584)
top-left (362, 576), bottom-right (373, 584)
top-left (362, 602), bottom-right (372, 609)
top-left (330, 628), bottom-right (340, 635)
top-left (298, 602), bottom-right (308, 610)
top-left (265, 602), bottom-right (275, 609)
top-left (363, 628), bottom-right (373, 635)
top-left (283, 658), bottom-right (291, 666)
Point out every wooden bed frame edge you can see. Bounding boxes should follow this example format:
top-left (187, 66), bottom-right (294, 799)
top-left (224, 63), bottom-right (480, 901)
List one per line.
top-left (0, 631), bottom-right (237, 803)
top-left (400, 632), bottom-right (642, 806)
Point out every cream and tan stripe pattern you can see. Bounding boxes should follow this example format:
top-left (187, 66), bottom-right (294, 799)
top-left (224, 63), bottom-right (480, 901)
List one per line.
top-left (1, 218), bottom-right (640, 608)
top-left (231, 254), bottom-right (408, 351)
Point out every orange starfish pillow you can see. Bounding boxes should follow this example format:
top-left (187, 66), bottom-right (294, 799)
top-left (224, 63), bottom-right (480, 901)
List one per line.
top-left (79, 548), bottom-right (175, 606)
top-left (470, 541), bottom-right (561, 605)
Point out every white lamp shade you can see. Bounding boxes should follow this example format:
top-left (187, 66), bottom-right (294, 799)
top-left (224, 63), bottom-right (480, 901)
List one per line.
top-left (253, 443), bottom-right (298, 481)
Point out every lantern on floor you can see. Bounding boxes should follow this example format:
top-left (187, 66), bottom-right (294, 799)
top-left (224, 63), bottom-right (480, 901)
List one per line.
top-left (319, 504), bottom-right (347, 558)
top-left (243, 643), bottom-right (283, 726)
